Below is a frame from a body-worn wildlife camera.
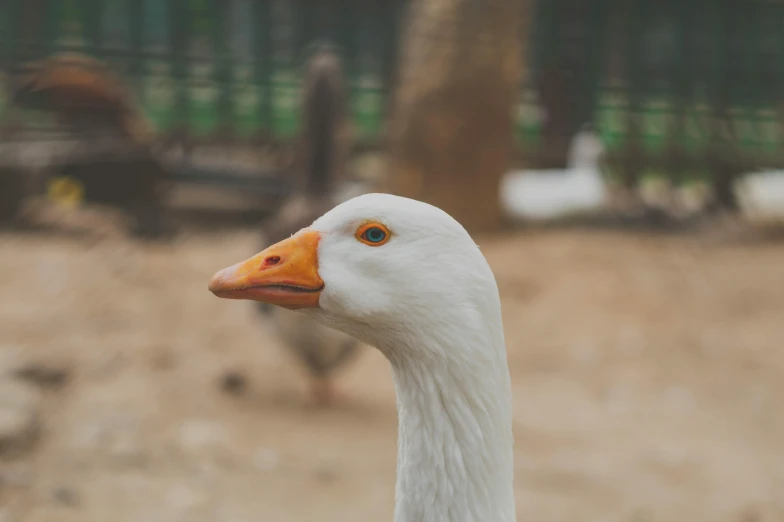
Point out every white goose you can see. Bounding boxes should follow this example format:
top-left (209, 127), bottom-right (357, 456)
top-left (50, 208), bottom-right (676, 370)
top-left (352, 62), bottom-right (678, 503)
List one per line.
top-left (209, 193), bottom-right (516, 522)
top-left (501, 123), bottom-right (607, 221)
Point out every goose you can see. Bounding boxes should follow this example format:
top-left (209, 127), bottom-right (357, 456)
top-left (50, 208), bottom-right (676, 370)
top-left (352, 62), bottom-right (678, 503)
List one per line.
top-left (209, 193), bottom-right (516, 522)
top-left (254, 45), bottom-right (365, 406)
top-left (734, 169), bottom-right (784, 224)
top-left (501, 122), bottom-right (607, 221)
top-left (12, 53), bottom-right (151, 142)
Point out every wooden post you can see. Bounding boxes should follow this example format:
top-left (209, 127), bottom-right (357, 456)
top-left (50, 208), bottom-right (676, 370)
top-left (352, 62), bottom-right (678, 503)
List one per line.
top-left (387, 0), bottom-right (523, 232)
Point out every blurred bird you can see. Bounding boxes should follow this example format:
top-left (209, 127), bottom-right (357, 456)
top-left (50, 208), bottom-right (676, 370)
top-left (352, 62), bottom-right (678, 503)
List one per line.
top-left (501, 122), bottom-right (607, 221)
top-left (11, 53), bottom-right (150, 143)
top-left (256, 45), bottom-right (365, 406)
top-left (735, 169), bottom-right (784, 224)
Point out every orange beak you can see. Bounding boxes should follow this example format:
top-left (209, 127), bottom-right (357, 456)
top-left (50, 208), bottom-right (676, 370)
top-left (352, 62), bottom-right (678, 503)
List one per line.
top-left (208, 229), bottom-right (323, 309)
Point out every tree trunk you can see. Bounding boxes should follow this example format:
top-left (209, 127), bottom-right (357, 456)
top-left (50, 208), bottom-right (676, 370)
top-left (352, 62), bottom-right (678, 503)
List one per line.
top-left (387, 0), bottom-right (523, 232)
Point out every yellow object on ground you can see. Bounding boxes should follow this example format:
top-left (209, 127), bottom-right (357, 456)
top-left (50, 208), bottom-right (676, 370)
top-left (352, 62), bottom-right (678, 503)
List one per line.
top-left (47, 176), bottom-right (84, 208)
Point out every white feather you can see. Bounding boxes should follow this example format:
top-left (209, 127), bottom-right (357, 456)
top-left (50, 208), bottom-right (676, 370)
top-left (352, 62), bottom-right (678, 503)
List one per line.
top-left (301, 193), bottom-right (516, 522)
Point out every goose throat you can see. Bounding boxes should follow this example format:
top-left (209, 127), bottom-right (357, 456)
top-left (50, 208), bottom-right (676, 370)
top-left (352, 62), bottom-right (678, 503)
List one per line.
top-left (387, 338), bottom-right (516, 522)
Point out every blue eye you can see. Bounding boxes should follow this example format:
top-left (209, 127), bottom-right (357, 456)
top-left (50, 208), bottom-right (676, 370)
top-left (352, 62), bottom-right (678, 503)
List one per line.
top-left (363, 227), bottom-right (386, 243)
top-left (357, 223), bottom-right (391, 246)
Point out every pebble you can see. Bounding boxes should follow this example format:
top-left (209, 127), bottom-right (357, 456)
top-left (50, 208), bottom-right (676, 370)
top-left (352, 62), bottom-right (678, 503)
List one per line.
top-left (52, 486), bottom-right (80, 507)
top-left (0, 379), bottom-right (42, 457)
top-left (149, 348), bottom-right (177, 372)
top-left (14, 361), bottom-right (70, 389)
top-left (219, 371), bottom-right (247, 396)
top-left (314, 465), bottom-right (338, 484)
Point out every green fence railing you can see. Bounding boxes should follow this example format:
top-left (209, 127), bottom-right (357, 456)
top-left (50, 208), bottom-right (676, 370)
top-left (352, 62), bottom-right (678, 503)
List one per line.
top-left (5, 0), bottom-right (784, 169)
top-left (0, 0), bottom-right (403, 145)
top-left (517, 0), bottom-right (784, 174)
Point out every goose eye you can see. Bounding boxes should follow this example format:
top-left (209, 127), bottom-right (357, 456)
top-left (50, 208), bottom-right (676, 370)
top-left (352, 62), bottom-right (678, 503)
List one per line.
top-left (364, 227), bottom-right (386, 243)
top-left (356, 223), bottom-right (391, 246)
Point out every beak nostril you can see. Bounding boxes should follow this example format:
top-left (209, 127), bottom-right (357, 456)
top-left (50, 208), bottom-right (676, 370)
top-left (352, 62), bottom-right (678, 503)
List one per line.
top-left (263, 255), bottom-right (281, 267)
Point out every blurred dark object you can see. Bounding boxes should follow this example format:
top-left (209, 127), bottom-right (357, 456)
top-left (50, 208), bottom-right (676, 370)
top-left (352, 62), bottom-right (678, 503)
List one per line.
top-left (12, 54), bottom-right (151, 143)
top-left (295, 43), bottom-right (351, 196)
top-left (14, 361), bottom-right (70, 390)
top-left (255, 46), bottom-right (363, 408)
top-left (0, 167), bottom-right (25, 224)
top-left (0, 52), bottom-right (167, 236)
top-left (262, 44), bottom-right (353, 247)
top-left (52, 486), bottom-right (80, 507)
top-left (219, 371), bottom-right (248, 396)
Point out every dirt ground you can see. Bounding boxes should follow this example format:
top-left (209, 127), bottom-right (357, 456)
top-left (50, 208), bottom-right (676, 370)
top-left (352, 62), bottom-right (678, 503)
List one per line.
top-left (1, 218), bottom-right (783, 522)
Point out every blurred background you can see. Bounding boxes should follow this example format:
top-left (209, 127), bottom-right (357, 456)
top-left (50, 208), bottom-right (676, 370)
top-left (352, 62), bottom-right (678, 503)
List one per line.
top-left (1, 0), bottom-right (783, 521)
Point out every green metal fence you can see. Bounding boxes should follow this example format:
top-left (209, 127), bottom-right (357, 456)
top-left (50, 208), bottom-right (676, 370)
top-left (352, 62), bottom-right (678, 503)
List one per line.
top-left (517, 0), bottom-right (784, 178)
top-left (5, 0), bottom-right (784, 179)
top-left (0, 0), bottom-right (404, 145)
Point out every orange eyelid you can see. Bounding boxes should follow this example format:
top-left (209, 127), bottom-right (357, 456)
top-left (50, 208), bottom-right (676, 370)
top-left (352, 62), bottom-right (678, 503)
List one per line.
top-left (355, 222), bottom-right (392, 246)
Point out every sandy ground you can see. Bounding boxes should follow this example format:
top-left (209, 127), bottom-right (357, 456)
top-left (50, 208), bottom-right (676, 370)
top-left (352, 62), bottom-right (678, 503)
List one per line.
top-left (1, 221), bottom-right (783, 522)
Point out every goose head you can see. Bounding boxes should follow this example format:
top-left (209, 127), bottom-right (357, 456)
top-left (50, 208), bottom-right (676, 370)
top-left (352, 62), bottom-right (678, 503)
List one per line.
top-left (209, 193), bottom-right (500, 357)
top-left (208, 193), bottom-right (515, 522)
